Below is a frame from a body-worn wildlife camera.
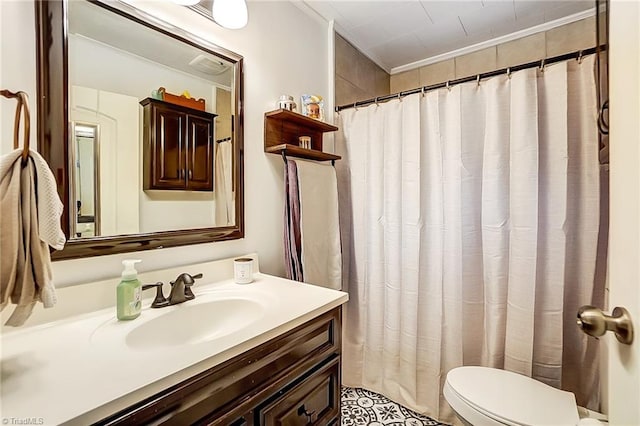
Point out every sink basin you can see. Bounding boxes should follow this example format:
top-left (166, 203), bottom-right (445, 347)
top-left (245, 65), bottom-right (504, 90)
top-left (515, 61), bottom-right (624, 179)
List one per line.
top-left (91, 294), bottom-right (268, 351)
top-left (126, 298), bottom-right (264, 349)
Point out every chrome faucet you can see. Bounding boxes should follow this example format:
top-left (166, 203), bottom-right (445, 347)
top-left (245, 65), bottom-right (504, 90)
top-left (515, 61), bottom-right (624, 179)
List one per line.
top-left (141, 273), bottom-right (202, 308)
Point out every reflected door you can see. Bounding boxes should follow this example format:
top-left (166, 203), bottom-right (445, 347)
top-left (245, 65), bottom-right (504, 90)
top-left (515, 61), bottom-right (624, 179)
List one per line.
top-left (187, 115), bottom-right (213, 191)
top-left (70, 85), bottom-right (140, 237)
top-left (153, 106), bottom-right (185, 189)
top-left (71, 123), bottom-right (99, 237)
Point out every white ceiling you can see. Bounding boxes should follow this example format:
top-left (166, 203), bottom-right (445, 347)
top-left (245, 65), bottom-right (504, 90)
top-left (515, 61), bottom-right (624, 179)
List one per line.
top-left (69, 0), bottom-right (233, 87)
top-left (301, 0), bottom-right (595, 73)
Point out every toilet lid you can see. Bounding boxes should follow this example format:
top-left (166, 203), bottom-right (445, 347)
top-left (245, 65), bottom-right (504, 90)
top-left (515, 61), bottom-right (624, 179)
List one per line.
top-left (446, 366), bottom-right (580, 426)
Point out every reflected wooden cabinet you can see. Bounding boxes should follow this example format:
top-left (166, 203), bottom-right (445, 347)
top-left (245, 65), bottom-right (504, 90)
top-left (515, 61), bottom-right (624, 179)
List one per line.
top-left (141, 98), bottom-right (217, 191)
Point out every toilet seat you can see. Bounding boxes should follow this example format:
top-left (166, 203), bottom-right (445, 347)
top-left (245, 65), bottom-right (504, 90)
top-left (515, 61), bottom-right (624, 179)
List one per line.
top-left (444, 366), bottom-right (580, 426)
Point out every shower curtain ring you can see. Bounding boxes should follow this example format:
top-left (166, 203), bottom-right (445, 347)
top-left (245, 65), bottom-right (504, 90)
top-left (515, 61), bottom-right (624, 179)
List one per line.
top-left (476, 75), bottom-right (481, 86)
top-left (374, 97), bottom-right (379, 106)
top-left (421, 86), bottom-right (425, 97)
top-left (577, 50), bottom-right (584, 64)
top-left (353, 102), bottom-right (358, 110)
top-left (540, 59), bottom-right (546, 72)
top-left (506, 68), bottom-right (511, 79)
top-left (398, 92), bottom-right (402, 102)
top-left (446, 81), bottom-right (451, 91)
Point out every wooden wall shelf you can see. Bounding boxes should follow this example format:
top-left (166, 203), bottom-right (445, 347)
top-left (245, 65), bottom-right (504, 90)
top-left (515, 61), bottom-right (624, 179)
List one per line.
top-left (265, 144), bottom-right (341, 161)
top-left (264, 109), bottom-right (340, 162)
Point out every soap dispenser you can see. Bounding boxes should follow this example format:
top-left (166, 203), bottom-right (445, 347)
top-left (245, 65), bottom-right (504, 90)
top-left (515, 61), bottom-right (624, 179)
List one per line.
top-left (117, 259), bottom-right (142, 320)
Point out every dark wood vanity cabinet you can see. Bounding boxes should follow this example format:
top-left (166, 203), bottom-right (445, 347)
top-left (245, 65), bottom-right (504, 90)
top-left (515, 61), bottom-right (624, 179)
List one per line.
top-left (141, 98), bottom-right (217, 191)
top-left (256, 357), bottom-right (340, 425)
top-left (96, 307), bottom-right (342, 426)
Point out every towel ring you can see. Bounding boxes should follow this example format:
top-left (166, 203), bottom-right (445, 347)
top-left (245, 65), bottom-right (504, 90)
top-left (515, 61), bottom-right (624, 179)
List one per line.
top-left (598, 100), bottom-right (609, 135)
top-left (1, 89), bottom-right (30, 164)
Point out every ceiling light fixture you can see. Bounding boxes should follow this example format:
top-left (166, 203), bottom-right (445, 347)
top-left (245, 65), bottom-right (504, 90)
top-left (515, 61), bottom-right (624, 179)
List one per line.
top-left (211, 0), bottom-right (248, 29)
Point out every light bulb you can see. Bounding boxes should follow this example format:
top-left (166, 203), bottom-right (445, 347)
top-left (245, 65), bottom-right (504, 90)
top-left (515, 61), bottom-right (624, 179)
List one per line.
top-left (211, 0), bottom-right (248, 29)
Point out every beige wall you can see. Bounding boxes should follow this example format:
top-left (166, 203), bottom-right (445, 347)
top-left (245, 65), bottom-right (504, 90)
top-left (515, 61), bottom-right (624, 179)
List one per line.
top-left (335, 33), bottom-right (390, 107)
top-left (1, 0), bottom-right (331, 287)
top-left (391, 16), bottom-right (596, 93)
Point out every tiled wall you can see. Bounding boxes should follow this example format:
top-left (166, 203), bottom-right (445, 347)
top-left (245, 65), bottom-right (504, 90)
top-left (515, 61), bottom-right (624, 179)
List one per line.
top-left (335, 34), bottom-right (390, 107)
top-left (390, 16), bottom-right (596, 93)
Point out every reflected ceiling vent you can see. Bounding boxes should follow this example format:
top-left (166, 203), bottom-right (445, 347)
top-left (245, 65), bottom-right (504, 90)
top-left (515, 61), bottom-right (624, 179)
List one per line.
top-left (188, 54), bottom-right (229, 75)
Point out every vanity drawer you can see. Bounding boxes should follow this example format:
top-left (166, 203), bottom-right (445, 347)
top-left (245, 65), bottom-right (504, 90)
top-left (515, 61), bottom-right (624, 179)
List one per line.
top-left (257, 356), bottom-right (340, 426)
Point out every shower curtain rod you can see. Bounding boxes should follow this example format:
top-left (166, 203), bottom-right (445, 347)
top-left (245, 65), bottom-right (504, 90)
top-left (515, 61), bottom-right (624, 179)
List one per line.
top-left (335, 45), bottom-right (604, 112)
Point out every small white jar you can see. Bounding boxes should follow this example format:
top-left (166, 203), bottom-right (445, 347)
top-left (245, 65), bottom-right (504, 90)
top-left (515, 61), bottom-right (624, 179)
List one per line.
top-left (234, 258), bottom-right (254, 284)
top-left (298, 136), bottom-right (311, 149)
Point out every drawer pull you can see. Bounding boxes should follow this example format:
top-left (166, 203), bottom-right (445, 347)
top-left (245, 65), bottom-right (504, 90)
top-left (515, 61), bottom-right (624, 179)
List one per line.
top-left (297, 404), bottom-right (315, 424)
top-left (230, 417), bottom-right (246, 426)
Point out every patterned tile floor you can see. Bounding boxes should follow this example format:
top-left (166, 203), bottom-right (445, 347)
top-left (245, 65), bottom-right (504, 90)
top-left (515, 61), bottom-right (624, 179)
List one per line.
top-left (341, 387), bottom-right (448, 426)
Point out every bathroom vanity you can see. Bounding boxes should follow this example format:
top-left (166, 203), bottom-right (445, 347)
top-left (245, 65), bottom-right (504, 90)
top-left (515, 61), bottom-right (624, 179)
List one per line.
top-left (100, 308), bottom-right (342, 425)
top-left (0, 257), bottom-right (348, 425)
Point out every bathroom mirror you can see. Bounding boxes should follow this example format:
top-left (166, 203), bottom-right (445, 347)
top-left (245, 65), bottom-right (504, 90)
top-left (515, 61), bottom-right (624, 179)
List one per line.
top-left (36, 0), bottom-right (244, 260)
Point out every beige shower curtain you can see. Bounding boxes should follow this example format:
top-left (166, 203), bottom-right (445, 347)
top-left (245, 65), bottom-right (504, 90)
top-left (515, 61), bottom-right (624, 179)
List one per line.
top-left (336, 55), bottom-right (606, 423)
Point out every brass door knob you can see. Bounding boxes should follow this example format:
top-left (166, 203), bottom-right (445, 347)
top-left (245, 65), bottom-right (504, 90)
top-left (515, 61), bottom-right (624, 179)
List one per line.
top-left (577, 305), bottom-right (634, 345)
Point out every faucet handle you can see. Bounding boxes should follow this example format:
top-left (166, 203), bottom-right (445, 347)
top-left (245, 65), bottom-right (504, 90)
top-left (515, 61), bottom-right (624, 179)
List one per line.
top-left (170, 272), bottom-right (203, 286)
top-left (184, 273), bottom-right (203, 300)
top-left (142, 282), bottom-right (169, 308)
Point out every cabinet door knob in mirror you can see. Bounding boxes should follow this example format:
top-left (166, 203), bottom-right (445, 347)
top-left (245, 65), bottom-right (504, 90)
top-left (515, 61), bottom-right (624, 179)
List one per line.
top-left (577, 305), bottom-right (634, 345)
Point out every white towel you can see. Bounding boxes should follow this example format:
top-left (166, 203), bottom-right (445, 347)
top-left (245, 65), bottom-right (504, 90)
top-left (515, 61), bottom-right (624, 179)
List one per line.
top-left (214, 140), bottom-right (234, 226)
top-left (293, 159), bottom-right (342, 290)
top-left (0, 149), bottom-right (65, 326)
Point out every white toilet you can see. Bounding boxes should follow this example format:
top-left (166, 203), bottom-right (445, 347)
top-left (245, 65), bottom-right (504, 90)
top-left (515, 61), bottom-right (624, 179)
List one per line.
top-left (443, 366), bottom-right (607, 426)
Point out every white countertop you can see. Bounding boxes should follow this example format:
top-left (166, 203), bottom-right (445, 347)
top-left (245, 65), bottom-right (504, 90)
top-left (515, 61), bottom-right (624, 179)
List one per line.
top-left (0, 273), bottom-right (348, 425)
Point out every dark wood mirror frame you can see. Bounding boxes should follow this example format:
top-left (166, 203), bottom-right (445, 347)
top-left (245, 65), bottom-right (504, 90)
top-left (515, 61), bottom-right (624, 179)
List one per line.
top-left (35, 0), bottom-right (244, 261)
